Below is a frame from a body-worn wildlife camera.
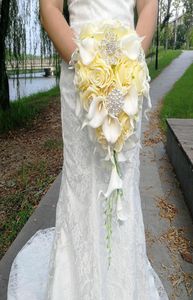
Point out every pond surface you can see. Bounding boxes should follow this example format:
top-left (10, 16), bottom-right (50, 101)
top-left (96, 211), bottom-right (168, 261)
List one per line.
top-left (9, 72), bottom-right (58, 101)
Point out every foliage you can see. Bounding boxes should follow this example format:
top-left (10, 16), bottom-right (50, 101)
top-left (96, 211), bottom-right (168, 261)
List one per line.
top-left (0, 0), bottom-right (69, 110)
top-left (177, 0), bottom-right (193, 48)
top-left (175, 24), bottom-right (187, 48)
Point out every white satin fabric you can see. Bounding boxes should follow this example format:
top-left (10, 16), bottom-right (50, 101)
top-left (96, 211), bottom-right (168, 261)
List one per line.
top-left (68, 0), bottom-right (136, 33)
top-left (7, 1), bottom-right (169, 299)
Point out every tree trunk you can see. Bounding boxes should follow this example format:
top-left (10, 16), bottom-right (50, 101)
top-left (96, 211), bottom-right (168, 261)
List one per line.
top-left (0, 60), bottom-right (10, 110)
top-left (173, 18), bottom-right (177, 49)
top-left (164, 26), bottom-right (169, 50)
top-left (0, 0), bottom-right (11, 111)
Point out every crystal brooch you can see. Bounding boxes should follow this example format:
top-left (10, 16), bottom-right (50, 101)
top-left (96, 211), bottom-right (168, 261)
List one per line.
top-left (99, 30), bottom-right (121, 65)
top-left (105, 88), bottom-right (125, 116)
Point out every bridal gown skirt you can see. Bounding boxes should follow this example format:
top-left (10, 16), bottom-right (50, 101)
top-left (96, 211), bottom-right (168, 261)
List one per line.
top-left (6, 57), bottom-right (169, 300)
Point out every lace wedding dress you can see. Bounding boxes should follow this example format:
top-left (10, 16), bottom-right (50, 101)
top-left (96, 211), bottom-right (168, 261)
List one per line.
top-left (7, 0), bottom-right (169, 299)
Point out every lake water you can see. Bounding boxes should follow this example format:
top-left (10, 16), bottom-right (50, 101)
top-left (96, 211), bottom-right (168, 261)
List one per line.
top-left (9, 72), bottom-right (58, 101)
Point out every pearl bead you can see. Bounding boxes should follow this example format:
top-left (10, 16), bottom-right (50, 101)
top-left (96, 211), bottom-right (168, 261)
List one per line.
top-left (99, 30), bottom-right (121, 65)
top-left (105, 88), bottom-right (125, 116)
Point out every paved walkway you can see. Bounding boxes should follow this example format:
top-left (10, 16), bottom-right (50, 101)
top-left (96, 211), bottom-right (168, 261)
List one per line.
top-left (140, 50), bottom-right (193, 299)
top-left (0, 50), bottom-right (193, 300)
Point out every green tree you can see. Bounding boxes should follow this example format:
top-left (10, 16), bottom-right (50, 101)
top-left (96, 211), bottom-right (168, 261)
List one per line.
top-left (0, 0), bottom-right (69, 112)
top-left (0, 0), bottom-right (11, 110)
top-left (176, 24), bottom-right (186, 48)
top-left (183, 0), bottom-right (193, 48)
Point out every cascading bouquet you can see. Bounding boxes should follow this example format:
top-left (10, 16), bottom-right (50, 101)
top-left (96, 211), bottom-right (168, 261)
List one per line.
top-left (68, 19), bottom-right (151, 267)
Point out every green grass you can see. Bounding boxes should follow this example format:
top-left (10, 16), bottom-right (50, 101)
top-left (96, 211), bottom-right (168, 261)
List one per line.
top-left (160, 63), bottom-right (193, 131)
top-left (0, 193), bottom-right (34, 250)
top-left (43, 138), bottom-right (63, 150)
top-left (148, 49), bottom-right (182, 80)
top-left (0, 86), bottom-right (60, 134)
top-left (0, 159), bottom-right (56, 259)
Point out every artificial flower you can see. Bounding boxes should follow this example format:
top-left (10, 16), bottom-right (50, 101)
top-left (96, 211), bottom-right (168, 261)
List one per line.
top-left (120, 33), bottom-right (145, 60)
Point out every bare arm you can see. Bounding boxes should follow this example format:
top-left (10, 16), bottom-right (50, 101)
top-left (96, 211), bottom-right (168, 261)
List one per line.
top-left (136, 0), bottom-right (158, 55)
top-left (39, 0), bottom-right (77, 63)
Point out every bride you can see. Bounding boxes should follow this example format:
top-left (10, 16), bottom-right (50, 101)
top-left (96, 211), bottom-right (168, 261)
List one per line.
top-left (7, 0), bottom-right (170, 299)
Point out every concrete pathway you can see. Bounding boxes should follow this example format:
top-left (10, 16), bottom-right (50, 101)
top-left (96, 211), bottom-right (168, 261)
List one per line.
top-left (140, 50), bottom-right (193, 299)
top-left (0, 50), bottom-right (193, 300)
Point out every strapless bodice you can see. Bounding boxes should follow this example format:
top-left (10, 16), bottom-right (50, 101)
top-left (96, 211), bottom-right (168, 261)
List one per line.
top-left (67, 0), bottom-right (136, 34)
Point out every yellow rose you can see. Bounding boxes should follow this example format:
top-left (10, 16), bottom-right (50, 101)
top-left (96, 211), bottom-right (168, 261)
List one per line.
top-left (81, 85), bottom-right (100, 111)
top-left (114, 56), bottom-right (137, 88)
top-left (95, 126), bottom-right (108, 150)
top-left (132, 62), bottom-right (146, 94)
top-left (87, 54), bottom-right (115, 93)
top-left (74, 61), bottom-right (90, 92)
top-left (114, 112), bottom-right (134, 152)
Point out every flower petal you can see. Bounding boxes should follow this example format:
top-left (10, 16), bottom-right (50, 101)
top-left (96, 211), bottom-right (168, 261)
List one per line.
top-left (120, 34), bottom-right (144, 60)
top-left (103, 165), bottom-right (123, 198)
top-left (102, 115), bottom-right (122, 144)
top-left (87, 96), bottom-right (104, 118)
top-left (87, 97), bottom-right (108, 128)
top-left (123, 86), bottom-right (139, 116)
top-left (77, 38), bottom-right (97, 65)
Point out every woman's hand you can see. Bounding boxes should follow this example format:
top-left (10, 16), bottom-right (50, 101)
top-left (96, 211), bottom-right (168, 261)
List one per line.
top-left (136, 0), bottom-right (158, 56)
top-left (39, 0), bottom-right (77, 63)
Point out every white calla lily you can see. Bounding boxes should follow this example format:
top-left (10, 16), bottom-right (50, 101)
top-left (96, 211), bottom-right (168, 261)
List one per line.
top-left (102, 115), bottom-right (122, 144)
top-left (77, 37), bottom-right (98, 65)
top-left (103, 165), bottom-right (123, 198)
top-left (86, 96), bottom-right (108, 128)
top-left (120, 33), bottom-right (144, 60)
top-left (87, 96), bottom-right (104, 118)
top-left (123, 86), bottom-right (139, 116)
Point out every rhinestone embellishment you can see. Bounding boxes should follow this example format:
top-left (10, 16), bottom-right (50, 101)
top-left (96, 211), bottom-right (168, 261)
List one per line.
top-left (105, 88), bottom-right (125, 116)
top-left (99, 30), bottom-right (122, 65)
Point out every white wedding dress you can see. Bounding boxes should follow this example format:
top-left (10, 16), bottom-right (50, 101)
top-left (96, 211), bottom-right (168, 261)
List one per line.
top-left (7, 0), bottom-right (169, 299)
